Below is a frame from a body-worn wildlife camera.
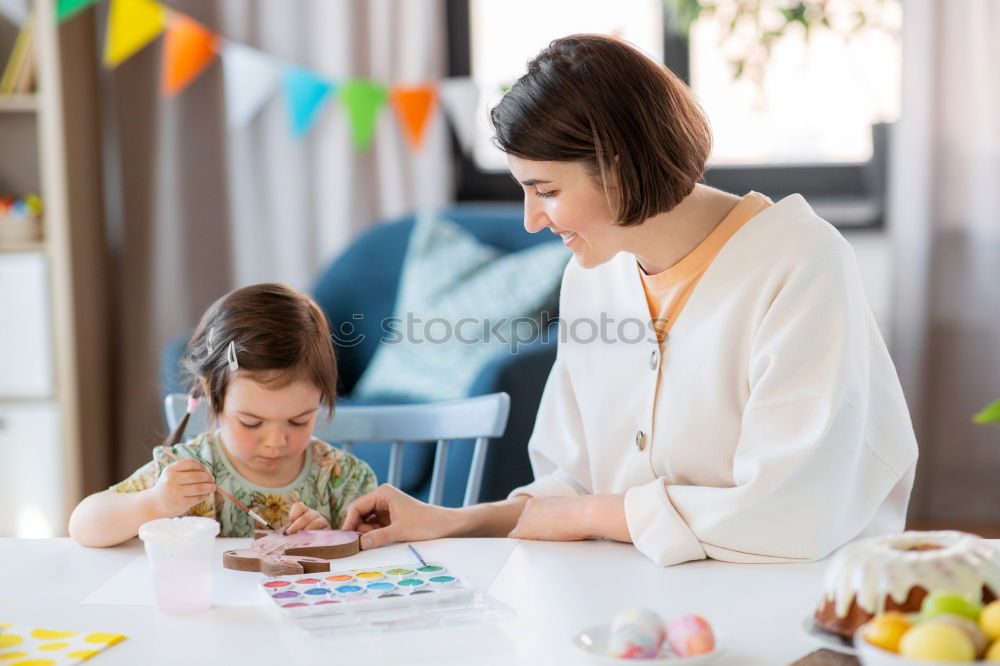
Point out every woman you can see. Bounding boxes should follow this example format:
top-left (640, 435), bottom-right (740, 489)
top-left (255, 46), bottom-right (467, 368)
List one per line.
top-left (341, 34), bottom-right (918, 566)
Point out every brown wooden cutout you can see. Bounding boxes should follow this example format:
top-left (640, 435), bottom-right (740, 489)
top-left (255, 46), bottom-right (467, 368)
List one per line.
top-left (223, 529), bottom-right (361, 576)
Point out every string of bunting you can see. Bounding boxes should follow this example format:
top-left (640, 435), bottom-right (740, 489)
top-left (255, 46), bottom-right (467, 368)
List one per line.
top-left (55, 0), bottom-right (480, 151)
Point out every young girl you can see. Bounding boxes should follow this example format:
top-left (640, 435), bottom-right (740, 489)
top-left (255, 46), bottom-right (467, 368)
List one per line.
top-left (69, 283), bottom-right (377, 547)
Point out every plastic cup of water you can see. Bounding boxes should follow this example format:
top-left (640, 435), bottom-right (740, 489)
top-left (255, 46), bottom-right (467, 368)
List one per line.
top-left (138, 516), bottom-right (220, 616)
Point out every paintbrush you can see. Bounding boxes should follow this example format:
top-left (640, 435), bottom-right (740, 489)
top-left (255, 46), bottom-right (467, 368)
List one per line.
top-left (408, 544), bottom-right (428, 568)
top-left (157, 449), bottom-right (276, 531)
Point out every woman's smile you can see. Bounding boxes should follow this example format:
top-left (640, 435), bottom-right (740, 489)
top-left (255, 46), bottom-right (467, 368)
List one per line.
top-left (559, 231), bottom-right (578, 246)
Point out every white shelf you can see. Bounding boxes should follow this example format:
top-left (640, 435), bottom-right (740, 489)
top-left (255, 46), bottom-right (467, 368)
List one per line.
top-left (0, 94), bottom-right (39, 113)
top-left (0, 0), bottom-right (108, 536)
top-left (0, 239), bottom-right (46, 252)
top-left (0, 395), bottom-right (56, 404)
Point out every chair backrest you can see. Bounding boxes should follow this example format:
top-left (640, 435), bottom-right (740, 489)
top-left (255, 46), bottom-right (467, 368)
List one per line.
top-left (163, 392), bottom-right (511, 507)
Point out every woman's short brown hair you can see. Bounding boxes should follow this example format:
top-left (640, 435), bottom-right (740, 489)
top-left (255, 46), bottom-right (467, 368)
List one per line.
top-left (490, 34), bottom-right (712, 226)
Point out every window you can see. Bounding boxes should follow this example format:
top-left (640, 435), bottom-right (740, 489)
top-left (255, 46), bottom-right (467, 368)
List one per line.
top-left (448, 0), bottom-right (901, 228)
top-left (468, 0), bottom-right (664, 172)
top-left (689, 1), bottom-right (901, 164)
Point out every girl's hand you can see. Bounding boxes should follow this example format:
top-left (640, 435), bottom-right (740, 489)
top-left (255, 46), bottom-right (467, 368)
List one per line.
top-left (507, 496), bottom-right (592, 541)
top-left (284, 502), bottom-right (330, 534)
top-left (151, 459), bottom-right (215, 517)
top-left (341, 484), bottom-right (452, 550)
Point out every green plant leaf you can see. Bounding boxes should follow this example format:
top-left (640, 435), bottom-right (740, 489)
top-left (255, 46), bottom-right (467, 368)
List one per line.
top-left (973, 400), bottom-right (1000, 425)
top-left (666, 0), bottom-right (704, 37)
top-left (780, 3), bottom-right (808, 26)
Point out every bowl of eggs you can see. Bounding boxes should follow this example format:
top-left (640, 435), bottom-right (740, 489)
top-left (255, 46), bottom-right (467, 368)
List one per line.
top-left (855, 593), bottom-right (1000, 664)
top-left (573, 608), bottom-right (724, 663)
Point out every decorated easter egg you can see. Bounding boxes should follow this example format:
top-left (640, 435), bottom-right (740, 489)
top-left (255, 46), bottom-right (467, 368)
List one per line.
top-left (862, 611), bottom-right (913, 653)
top-left (920, 591), bottom-right (983, 623)
top-left (899, 623), bottom-right (975, 662)
top-left (666, 614), bottom-right (714, 657)
top-left (608, 608), bottom-right (666, 659)
top-left (924, 614), bottom-right (989, 657)
top-left (981, 601), bottom-right (1000, 641)
top-left (611, 609), bottom-right (667, 644)
top-left (609, 624), bottom-right (660, 658)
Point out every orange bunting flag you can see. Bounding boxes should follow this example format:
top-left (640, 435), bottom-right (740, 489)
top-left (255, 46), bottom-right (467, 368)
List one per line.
top-left (391, 85), bottom-right (437, 149)
top-left (161, 13), bottom-right (219, 96)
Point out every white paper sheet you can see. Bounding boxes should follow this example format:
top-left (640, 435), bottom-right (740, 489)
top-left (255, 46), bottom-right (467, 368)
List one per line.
top-left (81, 550), bottom-right (263, 607)
top-left (80, 537), bottom-right (518, 607)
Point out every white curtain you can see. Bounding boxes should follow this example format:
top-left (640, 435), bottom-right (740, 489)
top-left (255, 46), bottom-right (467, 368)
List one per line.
top-left (889, 0), bottom-right (1000, 526)
top-left (108, 0), bottom-right (451, 479)
top-left (219, 0), bottom-right (451, 288)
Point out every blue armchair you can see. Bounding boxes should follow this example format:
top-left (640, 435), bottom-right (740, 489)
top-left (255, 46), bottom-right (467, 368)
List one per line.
top-left (161, 203), bottom-right (559, 507)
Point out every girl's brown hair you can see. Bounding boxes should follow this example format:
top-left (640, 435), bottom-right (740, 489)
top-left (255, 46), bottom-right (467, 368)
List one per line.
top-left (163, 283), bottom-right (338, 447)
top-left (490, 34), bottom-right (712, 226)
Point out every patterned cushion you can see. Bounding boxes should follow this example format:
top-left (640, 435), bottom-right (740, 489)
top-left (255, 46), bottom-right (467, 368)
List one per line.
top-left (353, 211), bottom-right (568, 402)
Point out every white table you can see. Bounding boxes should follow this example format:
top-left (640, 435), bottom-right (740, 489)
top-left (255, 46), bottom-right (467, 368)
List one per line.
top-left (0, 536), bottom-right (836, 665)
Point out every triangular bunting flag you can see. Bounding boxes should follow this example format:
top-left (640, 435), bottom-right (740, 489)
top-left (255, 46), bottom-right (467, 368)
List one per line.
top-left (282, 66), bottom-right (335, 138)
top-left (338, 79), bottom-right (388, 152)
top-left (437, 77), bottom-right (479, 155)
top-left (161, 13), bottom-right (218, 96)
top-left (391, 85), bottom-right (437, 150)
top-left (222, 42), bottom-right (281, 129)
top-left (0, 0), bottom-right (28, 24)
top-left (103, 0), bottom-right (167, 67)
top-left (56, 0), bottom-right (97, 22)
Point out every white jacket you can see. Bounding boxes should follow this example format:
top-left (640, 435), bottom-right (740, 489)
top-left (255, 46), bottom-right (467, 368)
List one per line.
top-left (510, 194), bottom-right (918, 566)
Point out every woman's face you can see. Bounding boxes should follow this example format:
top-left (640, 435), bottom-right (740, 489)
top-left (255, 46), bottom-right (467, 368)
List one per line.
top-left (508, 155), bottom-right (625, 269)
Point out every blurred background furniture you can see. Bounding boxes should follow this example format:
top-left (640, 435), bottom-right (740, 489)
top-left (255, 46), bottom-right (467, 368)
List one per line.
top-left (162, 203), bottom-right (560, 507)
top-left (0, 0), bottom-right (107, 537)
top-left (165, 392), bottom-right (511, 508)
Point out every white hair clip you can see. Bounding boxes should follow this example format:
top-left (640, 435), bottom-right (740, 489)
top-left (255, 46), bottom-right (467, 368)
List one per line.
top-left (207, 327), bottom-right (216, 355)
top-left (226, 340), bottom-right (239, 372)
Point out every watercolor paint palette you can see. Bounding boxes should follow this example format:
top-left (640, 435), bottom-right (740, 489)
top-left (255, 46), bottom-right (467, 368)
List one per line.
top-left (259, 561), bottom-right (474, 618)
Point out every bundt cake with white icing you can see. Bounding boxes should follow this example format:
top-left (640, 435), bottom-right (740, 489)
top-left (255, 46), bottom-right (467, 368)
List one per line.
top-left (814, 530), bottom-right (1000, 638)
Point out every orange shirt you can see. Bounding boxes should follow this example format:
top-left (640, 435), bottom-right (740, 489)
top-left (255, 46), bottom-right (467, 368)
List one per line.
top-left (640, 192), bottom-right (773, 342)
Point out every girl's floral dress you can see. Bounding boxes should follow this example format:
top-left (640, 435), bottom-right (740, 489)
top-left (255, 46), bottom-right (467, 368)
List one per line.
top-left (112, 431), bottom-right (376, 536)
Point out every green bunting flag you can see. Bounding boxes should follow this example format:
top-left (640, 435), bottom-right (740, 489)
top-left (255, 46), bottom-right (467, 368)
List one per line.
top-left (338, 79), bottom-right (388, 152)
top-left (56, 0), bottom-right (98, 22)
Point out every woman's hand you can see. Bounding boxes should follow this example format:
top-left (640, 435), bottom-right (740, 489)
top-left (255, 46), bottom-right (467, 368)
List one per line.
top-left (150, 459), bottom-right (215, 517)
top-left (507, 495), bottom-right (631, 542)
top-left (506, 496), bottom-right (592, 541)
top-left (284, 502), bottom-right (330, 534)
top-left (341, 484), bottom-right (453, 549)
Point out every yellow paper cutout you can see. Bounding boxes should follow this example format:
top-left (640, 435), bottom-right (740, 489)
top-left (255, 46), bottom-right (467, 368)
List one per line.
top-left (0, 654), bottom-right (28, 661)
top-left (28, 630), bottom-right (76, 640)
top-left (82, 633), bottom-right (124, 645)
top-left (103, 0), bottom-right (167, 67)
top-left (66, 651), bottom-right (99, 660)
top-left (7, 660), bottom-right (56, 666)
top-left (0, 636), bottom-right (21, 649)
top-left (34, 644), bottom-right (68, 652)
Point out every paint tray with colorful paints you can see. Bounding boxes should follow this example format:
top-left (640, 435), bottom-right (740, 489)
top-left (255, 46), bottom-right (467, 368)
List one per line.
top-left (259, 562), bottom-right (472, 617)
